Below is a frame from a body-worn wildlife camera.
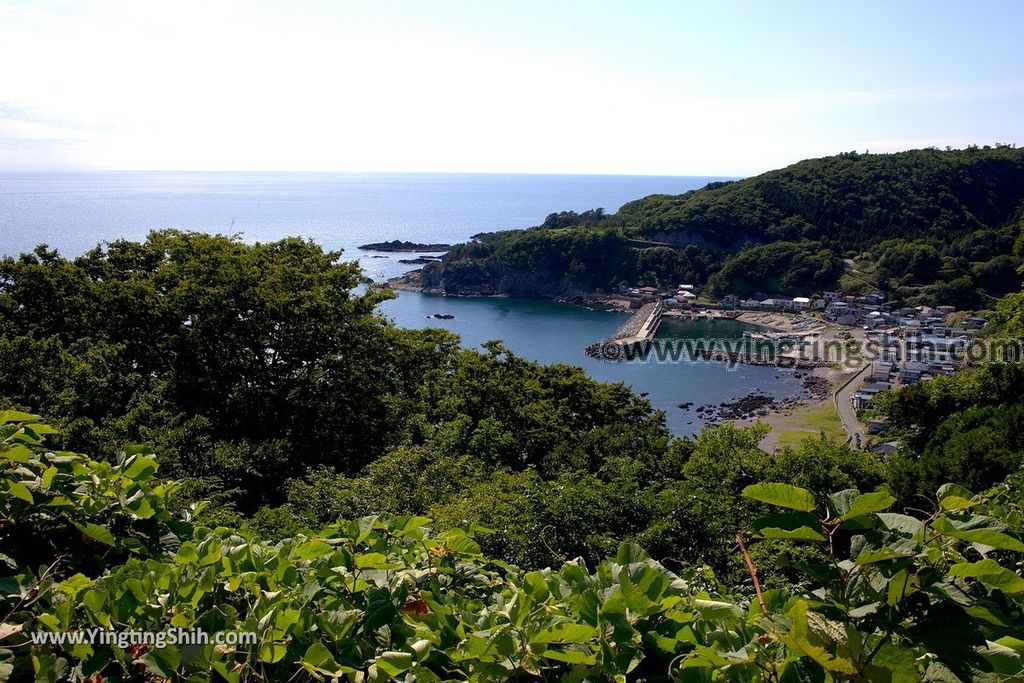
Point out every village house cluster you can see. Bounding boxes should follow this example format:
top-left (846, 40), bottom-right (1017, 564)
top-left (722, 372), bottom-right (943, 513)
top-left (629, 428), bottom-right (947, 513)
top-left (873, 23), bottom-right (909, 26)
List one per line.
top-left (622, 282), bottom-right (989, 431)
top-left (624, 285), bottom-right (985, 334)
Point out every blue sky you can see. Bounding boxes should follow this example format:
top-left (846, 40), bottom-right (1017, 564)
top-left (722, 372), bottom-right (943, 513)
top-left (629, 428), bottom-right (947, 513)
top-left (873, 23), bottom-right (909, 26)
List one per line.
top-left (0, 0), bottom-right (1021, 175)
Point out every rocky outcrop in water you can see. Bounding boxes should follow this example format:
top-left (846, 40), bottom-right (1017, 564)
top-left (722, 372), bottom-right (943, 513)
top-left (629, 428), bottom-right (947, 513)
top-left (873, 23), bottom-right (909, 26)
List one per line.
top-left (691, 373), bottom-right (832, 423)
top-left (359, 240), bottom-right (451, 252)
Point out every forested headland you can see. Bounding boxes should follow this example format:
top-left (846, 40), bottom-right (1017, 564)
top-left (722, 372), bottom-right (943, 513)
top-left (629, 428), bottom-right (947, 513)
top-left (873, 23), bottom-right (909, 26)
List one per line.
top-left (419, 146), bottom-right (1024, 307)
top-left (3, 227), bottom-right (1024, 679)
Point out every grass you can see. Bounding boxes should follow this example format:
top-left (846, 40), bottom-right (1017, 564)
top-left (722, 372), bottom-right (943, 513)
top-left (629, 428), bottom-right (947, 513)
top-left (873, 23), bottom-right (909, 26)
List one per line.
top-left (770, 400), bottom-right (846, 449)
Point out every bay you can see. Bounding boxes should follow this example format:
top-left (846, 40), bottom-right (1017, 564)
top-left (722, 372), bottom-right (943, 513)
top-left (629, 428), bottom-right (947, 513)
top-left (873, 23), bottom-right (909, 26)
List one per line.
top-left (380, 292), bottom-right (804, 435)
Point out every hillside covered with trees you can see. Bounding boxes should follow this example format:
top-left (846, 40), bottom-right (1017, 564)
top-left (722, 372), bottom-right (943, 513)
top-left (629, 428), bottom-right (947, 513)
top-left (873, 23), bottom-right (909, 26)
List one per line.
top-left (3, 231), bottom-right (1024, 679)
top-left (420, 146), bottom-right (1024, 304)
top-left (6, 411), bottom-right (1024, 681)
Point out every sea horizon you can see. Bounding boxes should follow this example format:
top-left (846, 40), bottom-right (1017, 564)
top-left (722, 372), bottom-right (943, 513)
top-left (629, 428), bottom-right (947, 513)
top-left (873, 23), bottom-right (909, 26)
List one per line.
top-left (0, 170), bottom-right (730, 263)
top-left (1, 168), bottom-right (740, 179)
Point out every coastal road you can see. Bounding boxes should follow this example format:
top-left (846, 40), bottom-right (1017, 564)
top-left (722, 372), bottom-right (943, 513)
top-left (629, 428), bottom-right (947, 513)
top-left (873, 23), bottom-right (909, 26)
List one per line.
top-left (835, 363), bottom-right (872, 448)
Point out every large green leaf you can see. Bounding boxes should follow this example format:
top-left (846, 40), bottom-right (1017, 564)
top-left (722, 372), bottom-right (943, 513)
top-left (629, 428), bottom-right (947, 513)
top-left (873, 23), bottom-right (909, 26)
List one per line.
top-left (867, 642), bottom-right (920, 682)
top-left (529, 623), bottom-right (596, 644)
top-left (375, 651), bottom-right (413, 679)
top-left (541, 648), bottom-right (597, 665)
top-left (950, 560), bottom-right (1024, 593)
top-left (936, 483), bottom-right (979, 511)
top-left (779, 601), bottom-right (857, 675)
top-left (302, 642), bottom-right (348, 677)
top-left (5, 482), bottom-right (32, 504)
top-left (120, 453), bottom-right (158, 481)
top-left (743, 483), bottom-right (816, 512)
top-left (752, 512), bottom-right (826, 542)
top-left (0, 410), bottom-right (39, 424)
top-left (75, 522), bottom-right (115, 547)
top-left (837, 491), bottom-right (895, 521)
top-left (933, 519), bottom-right (1024, 552)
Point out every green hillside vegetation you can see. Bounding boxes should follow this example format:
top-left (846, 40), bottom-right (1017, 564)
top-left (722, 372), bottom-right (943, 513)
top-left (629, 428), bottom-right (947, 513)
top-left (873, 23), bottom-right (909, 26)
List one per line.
top-left (5, 412), bottom-right (1024, 681)
top-left (0, 232), bottom-right (880, 578)
top-left (3, 232), bottom-right (1024, 680)
top-left (423, 146), bottom-right (1024, 303)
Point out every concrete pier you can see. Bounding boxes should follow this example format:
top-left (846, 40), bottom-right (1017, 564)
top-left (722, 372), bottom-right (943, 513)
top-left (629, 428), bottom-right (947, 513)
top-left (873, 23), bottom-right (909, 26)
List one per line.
top-left (586, 302), bottom-right (663, 357)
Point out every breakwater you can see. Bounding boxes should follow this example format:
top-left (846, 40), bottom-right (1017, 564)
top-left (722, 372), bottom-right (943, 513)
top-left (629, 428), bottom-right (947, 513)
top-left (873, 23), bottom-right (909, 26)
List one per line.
top-left (585, 302), bottom-right (663, 357)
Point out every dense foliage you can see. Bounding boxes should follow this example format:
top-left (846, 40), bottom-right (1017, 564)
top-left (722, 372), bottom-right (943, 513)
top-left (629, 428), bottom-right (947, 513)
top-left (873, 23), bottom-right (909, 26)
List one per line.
top-left (423, 146), bottom-right (1024, 303)
top-left (5, 414), bottom-right (1024, 681)
top-left (5, 230), bottom-right (1024, 680)
top-left (0, 231), bottom-right (891, 584)
top-left (870, 365), bottom-right (1024, 501)
top-left (276, 424), bottom-right (884, 581)
top-left (0, 232), bottom-right (666, 517)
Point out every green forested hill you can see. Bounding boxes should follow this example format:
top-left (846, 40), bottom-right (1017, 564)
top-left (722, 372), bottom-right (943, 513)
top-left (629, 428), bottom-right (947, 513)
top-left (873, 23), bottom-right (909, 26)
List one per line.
top-left (615, 146), bottom-right (1024, 249)
top-left (422, 146), bottom-right (1024, 303)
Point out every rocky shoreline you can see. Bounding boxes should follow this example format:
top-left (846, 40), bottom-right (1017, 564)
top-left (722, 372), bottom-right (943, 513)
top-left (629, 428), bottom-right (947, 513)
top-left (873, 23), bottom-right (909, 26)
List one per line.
top-left (397, 256), bottom-right (443, 265)
top-left (385, 270), bottom-right (634, 310)
top-left (679, 372), bottom-right (831, 425)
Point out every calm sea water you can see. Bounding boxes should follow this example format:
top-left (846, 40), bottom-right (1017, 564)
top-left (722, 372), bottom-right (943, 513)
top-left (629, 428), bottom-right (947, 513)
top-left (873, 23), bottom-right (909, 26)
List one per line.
top-left (380, 295), bottom-right (804, 435)
top-left (0, 171), bottom-right (803, 435)
top-left (1, 171), bottom-right (719, 279)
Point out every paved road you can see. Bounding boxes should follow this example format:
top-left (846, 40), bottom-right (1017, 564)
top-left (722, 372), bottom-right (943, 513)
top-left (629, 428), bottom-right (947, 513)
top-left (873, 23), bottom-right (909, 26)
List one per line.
top-left (835, 363), bottom-right (872, 448)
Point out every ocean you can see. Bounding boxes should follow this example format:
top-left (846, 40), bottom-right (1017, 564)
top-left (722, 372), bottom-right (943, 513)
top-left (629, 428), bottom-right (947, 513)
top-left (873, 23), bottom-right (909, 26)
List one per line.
top-left (0, 170), bottom-right (803, 435)
top-left (1, 171), bottom-right (714, 265)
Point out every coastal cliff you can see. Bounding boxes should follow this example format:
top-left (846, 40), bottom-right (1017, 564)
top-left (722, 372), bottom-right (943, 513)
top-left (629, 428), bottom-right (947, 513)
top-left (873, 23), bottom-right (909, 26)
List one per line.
top-left (395, 258), bottom-right (594, 298)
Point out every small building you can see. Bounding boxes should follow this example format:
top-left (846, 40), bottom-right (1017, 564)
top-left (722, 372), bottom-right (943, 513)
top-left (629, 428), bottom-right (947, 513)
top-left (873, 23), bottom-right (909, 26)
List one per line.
top-left (864, 314), bottom-right (886, 331)
top-left (678, 284), bottom-right (695, 291)
top-left (812, 298), bottom-right (827, 310)
top-left (825, 301), bottom-right (851, 320)
top-left (899, 361), bottom-right (931, 384)
top-left (867, 417), bottom-right (889, 434)
top-left (869, 362), bottom-right (895, 381)
top-left (852, 381), bottom-right (891, 412)
top-left (720, 294), bottom-right (739, 307)
top-left (741, 299), bottom-right (762, 310)
top-left (937, 305), bottom-right (956, 315)
top-left (638, 286), bottom-right (660, 297)
top-left (871, 441), bottom-right (900, 456)
top-left (792, 296), bottom-right (811, 310)
top-left (762, 298), bottom-right (791, 311)
top-left (836, 313), bottom-right (857, 326)
top-left (905, 334), bottom-right (966, 362)
top-left (823, 291), bottom-right (841, 303)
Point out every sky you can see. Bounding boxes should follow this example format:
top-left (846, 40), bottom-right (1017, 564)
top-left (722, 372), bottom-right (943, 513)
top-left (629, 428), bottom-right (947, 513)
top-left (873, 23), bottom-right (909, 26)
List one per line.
top-left (1, 0), bottom-right (1022, 176)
